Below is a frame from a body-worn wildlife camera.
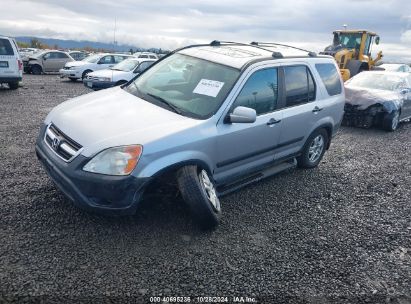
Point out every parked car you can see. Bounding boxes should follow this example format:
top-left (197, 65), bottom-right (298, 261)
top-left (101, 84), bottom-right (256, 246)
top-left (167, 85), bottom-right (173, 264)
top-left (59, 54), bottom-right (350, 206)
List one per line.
top-left (133, 52), bottom-right (159, 60)
top-left (0, 35), bottom-right (23, 90)
top-left (380, 63), bottom-right (411, 73)
top-left (68, 51), bottom-right (87, 61)
top-left (35, 41), bottom-right (345, 228)
top-left (83, 58), bottom-right (156, 90)
top-left (59, 53), bottom-right (133, 81)
top-left (23, 50), bottom-right (74, 74)
top-left (344, 71), bottom-right (411, 131)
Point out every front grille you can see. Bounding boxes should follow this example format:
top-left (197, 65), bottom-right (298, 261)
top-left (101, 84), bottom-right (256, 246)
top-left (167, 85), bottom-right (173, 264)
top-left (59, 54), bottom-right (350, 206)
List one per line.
top-left (44, 124), bottom-right (82, 162)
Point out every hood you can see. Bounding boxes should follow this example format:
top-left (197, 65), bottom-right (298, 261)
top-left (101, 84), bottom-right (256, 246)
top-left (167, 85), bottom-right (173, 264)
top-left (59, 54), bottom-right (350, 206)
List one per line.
top-left (344, 86), bottom-right (403, 112)
top-left (45, 87), bottom-right (201, 157)
top-left (88, 69), bottom-right (129, 79)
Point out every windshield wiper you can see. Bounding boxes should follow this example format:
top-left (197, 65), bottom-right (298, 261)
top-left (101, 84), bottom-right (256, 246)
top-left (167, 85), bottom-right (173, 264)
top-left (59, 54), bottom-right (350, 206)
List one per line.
top-left (146, 93), bottom-right (182, 114)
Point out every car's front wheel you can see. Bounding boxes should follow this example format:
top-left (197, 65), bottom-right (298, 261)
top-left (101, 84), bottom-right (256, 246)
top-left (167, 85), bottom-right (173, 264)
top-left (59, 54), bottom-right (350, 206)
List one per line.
top-left (382, 110), bottom-right (400, 132)
top-left (297, 129), bottom-right (329, 169)
top-left (82, 70), bottom-right (92, 80)
top-left (31, 65), bottom-right (42, 75)
top-left (177, 165), bottom-right (221, 229)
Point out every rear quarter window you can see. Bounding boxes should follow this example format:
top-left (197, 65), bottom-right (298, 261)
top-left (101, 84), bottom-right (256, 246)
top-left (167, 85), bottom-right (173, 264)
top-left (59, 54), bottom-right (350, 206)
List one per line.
top-left (315, 63), bottom-right (342, 96)
top-left (0, 39), bottom-right (14, 55)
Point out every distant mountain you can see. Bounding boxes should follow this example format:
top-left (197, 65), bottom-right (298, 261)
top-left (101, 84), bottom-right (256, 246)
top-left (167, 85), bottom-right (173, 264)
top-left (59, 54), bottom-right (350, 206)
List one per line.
top-left (15, 36), bottom-right (166, 53)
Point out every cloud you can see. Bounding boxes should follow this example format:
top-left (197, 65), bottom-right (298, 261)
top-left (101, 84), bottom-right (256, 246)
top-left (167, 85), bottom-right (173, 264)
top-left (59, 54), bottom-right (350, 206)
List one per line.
top-left (1, 0), bottom-right (411, 61)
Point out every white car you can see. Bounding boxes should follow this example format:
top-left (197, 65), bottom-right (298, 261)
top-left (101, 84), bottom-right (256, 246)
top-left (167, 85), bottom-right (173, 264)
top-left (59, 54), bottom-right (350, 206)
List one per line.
top-left (0, 35), bottom-right (23, 90)
top-left (59, 53), bottom-right (133, 81)
top-left (380, 63), bottom-right (411, 73)
top-left (133, 52), bottom-right (158, 60)
top-left (83, 58), bottom-right (156, 90)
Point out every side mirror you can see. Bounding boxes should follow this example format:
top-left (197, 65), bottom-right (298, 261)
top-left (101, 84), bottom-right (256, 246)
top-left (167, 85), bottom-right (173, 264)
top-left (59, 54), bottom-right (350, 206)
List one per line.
top-left (227, 106), bottom-right (257, 124)
top-left (375, 36), bottom-right (380, 45)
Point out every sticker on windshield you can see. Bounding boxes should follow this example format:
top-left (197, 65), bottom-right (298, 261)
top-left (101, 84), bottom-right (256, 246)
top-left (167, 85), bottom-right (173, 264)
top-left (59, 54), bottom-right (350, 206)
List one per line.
top-left (193, 79), bottom-right (224, 97)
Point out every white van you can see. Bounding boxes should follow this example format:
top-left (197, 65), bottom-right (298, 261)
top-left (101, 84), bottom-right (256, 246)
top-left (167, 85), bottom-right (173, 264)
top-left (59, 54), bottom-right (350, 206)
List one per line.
top-left (0, 36), bottom-right (23, 90)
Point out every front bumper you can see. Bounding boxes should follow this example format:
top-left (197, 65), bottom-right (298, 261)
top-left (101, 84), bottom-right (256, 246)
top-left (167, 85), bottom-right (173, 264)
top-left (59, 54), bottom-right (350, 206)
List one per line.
top-left (59, 68), bottom-right (81, 79)
top-left (35, 125), bottom-right (151, 215)
top-left (342, 104), bottom-right (385, 128)
top-left (82, 79), bottom-right (115, 90)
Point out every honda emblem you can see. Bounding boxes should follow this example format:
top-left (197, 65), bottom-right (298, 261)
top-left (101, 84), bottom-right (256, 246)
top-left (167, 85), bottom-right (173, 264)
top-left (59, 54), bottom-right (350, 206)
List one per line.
top-left (52, 137), bottom-right (60, 150)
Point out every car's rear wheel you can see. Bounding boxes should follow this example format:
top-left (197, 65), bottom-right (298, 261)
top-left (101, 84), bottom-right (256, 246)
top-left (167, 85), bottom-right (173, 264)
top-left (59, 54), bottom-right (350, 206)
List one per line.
top-left (177, 165), bottom-right (221, 229)
top-left (8, 82), bottom-right (19, 90)
top-left (31, 65), bottom-right (42, 75)
top-left (82, 70), bottom-right (92, 80)
top-left (382, 110), bottom-right (400, 132)
top-left (297, 129), bottom-right (328, 169)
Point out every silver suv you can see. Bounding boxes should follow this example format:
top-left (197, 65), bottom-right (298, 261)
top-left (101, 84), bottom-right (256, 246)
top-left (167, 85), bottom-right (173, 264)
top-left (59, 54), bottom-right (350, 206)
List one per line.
top-left (35, 41), bottom-right (345, 228)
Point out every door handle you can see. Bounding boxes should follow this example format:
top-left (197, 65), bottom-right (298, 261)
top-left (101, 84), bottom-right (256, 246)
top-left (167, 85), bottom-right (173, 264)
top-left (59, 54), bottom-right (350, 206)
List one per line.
top-left (312, 106), bottom-right (323, 113)
top-left (267, 118), bottom-right (281, 126)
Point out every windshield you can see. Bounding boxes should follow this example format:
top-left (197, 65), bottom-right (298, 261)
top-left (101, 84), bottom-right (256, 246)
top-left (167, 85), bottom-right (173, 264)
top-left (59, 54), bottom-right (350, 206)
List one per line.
top-left (82, 54), bottom-right (100, 63)
top-left (347, 73), bottom-right (407, 91)
top-left (112, 59), bottom-right (139, 71)
top-left (124, 53), bottom-right (240, 119)
top-left (339, 33), bottom-right (362, 49)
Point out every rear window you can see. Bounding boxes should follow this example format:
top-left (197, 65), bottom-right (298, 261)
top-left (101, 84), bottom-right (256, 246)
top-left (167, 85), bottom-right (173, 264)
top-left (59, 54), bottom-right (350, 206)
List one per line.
top-left (315, 63), bottom-right (342, 96)
top-left (0, 38), bottom-right (14, 56)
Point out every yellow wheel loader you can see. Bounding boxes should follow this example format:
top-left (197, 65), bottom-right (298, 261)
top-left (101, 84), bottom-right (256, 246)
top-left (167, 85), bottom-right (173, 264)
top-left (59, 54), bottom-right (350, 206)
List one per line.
top-left (320, 30), bottom-right (383, 81)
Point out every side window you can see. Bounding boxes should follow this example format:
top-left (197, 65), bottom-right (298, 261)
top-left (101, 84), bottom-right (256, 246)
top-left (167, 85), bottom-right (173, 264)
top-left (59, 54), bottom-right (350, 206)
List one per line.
top-left (43, 52), bottom-right (51, 59)
top-left (100, 55), bottom-right (113, 64)
top-left (139, 55), bottom-right (148, 59)
top-left (315, 63), bottom-right (342, 96)
top-left (113, 55), bottom-right (125, 63)
top-left (284, 65), bottom-right (316, 107)
top-left (232, 68), bottom-right (278, 116)
top-left (57, 52), bottom-right (69, 59)
top-left (149, 55), bottom-right (156, 59)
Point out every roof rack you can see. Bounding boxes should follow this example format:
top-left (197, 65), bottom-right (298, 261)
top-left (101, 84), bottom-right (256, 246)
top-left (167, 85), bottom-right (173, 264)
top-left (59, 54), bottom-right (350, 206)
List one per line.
top-left (210, 40), bottom-right (287, 58)
top-left (250, 42), bottom-right (317, 57)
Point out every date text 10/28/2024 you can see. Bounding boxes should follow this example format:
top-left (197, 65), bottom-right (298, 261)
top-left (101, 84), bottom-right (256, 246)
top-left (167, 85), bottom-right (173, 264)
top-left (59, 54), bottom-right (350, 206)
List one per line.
top-left (149, 296), bottom-right (258, 303)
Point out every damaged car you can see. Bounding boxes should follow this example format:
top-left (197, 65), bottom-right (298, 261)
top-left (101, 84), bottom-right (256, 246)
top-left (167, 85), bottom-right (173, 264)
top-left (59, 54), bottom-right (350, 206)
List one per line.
top-left (344, 71), bottom-right (411, 131)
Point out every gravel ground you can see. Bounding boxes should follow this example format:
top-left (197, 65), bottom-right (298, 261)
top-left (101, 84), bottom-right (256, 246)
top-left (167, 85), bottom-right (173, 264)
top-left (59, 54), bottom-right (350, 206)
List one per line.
top-left (0, 75), bottom-right (410, 304)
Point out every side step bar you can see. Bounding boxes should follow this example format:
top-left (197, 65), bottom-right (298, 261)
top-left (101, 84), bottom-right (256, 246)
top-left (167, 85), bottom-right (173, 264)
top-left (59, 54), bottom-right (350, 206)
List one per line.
top-left (218, 158), bottom-right (297, 197)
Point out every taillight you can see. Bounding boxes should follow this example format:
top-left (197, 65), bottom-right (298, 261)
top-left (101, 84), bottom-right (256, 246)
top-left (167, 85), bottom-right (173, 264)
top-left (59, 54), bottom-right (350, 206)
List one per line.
top-left (17, 60), bottom-right (23, 71)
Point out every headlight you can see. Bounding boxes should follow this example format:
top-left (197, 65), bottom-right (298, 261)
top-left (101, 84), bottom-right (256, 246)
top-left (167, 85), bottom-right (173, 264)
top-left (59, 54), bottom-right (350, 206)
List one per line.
top-left (98, 77), bottom-right (111, 82)
top-left (83, 145), bottom-right (142, 176)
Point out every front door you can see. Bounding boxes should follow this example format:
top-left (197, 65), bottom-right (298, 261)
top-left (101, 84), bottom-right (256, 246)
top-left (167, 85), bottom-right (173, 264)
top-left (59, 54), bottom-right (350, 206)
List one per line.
top-left (214, 67), bottom-right (282, 184)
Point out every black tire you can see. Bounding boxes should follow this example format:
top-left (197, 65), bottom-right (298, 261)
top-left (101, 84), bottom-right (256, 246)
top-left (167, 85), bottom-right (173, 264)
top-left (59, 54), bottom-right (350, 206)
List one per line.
top-left (382, 110), bottom-right (400, 132)
top-left (297, 128), bottom-right (329, 169)
top-left (31, 65), bottom-right (42, 75)
top-left (177, 165), bottom-right (221, 229)
top-left (68, 77), bottom-right (77, 82)
top-left (8, 82), bottom-right (19, 90)
top-left (82, 70), bottom-right (92, 80)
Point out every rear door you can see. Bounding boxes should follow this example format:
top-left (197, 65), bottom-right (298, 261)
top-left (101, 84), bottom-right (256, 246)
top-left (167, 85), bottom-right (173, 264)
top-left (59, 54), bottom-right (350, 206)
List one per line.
top-left (274, 64), bottom-right (318, 160)
top-left (0, 38), bottom-right (18, 78)
top-left (214, 66), bottom-right (283, 183)
top-left (55, 52), bottom-right (72, 70)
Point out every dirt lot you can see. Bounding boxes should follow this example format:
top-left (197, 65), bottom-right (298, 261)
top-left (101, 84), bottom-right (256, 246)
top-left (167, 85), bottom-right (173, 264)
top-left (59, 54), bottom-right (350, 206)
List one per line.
top-left (0, 74), bottom-right (410, 303)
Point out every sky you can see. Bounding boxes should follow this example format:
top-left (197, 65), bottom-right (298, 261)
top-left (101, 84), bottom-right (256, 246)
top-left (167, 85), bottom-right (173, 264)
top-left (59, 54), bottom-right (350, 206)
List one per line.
top-left (1, 0), bottom-right (411, 62)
